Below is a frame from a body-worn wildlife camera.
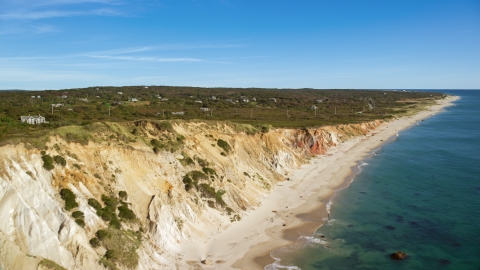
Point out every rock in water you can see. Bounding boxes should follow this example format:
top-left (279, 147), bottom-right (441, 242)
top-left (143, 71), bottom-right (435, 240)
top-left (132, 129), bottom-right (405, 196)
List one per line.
top-left (390, 251), bottom-right (408, 260)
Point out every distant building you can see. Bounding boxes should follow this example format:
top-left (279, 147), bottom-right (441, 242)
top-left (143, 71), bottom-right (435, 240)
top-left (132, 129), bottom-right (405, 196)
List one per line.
top-left (252, 97), bottom-right (257, 102)
top-left (200, 108), bottom-right (210, 112)
top-left (129, 98), bottom-right (139, 102)
top-left (210, 96), bottom-right (217, 100)
top-left (242, 98), bottom-right (249, 103)
top-left (117, 92), bottom-right (123, 95)
top-left (61, 95), bottom-right (67, 99)
top-left (315, 99), bottom-right (323, 103)
top-left (37, 96), bottom-right (41, 99)
top-left (79, 98), bottom-right (89, 102)
top-left (172, 111), bottom-right (185, 115)
top-left (31, 96), bottom-right (35, 99)
top-left (195, 100), bottom-right (203, 104)
top-left (311, 105), bottom-right (318, 109)
top-left (50, 104), bottom-right (64, 107)
top-left (161, 98), bottom-right (169, 101)
top-left (270, 98), bottom-right (277, 102)
top-left (20, 115), bottom-right (46, 124)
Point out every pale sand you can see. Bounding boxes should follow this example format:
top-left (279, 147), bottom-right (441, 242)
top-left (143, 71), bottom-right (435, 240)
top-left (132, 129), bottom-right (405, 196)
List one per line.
top-left (183, 95), bottom-right (459, 269)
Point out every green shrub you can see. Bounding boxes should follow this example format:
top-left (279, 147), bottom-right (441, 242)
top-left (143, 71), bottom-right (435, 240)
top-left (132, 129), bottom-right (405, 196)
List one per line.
top-left (101, 194), bottom-right (118, 211)
top-left (96, 229), bottom-right (110, 241)
top-left (99, 258), bottom-right (117, 270)
top-left (53, 155), bottom-right (66, 166)
top-left (60, 188), bottom-right (78, 210)
top-left (40, 150), bottom-right (46, 155)
top-left (182, 175), bottom-right (194, 191)
top-left (109, 216), bottom-right (121, 229)
top-left (72, 211), bottom-right (84, 219)
top-left (118, 205), bottom-right (136, 220)
top-left (118, 191), bottom-right (127, 200)
top-left (42, 155), bottom-right (54, 170)
top-left (226, 207), bottom-right (234, 215)
top-left (73, 164), bottom-right (81, 170)
top-left (217, 139), bottom-right (231, 153)
top-left (88, 198), bottom-right (102, 211)
top-left (105, 249), bottom-right (119, 260)
top-left (202, 167), bottom-right (216, 176)
top-left (196, 157), bottom-right (208, 167)
top-left (75, 218), bottom-right (85, 227)
top-left (179, 154), bottom-right (194, 166)
top-left (90, 237), bottom-right (100, 248)
top-left (189, 170), bottom-right (208, 181)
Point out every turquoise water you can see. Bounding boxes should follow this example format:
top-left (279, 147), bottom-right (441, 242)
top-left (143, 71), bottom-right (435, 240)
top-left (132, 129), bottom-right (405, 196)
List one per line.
top-left (268, 90), bottom-right (480, 270)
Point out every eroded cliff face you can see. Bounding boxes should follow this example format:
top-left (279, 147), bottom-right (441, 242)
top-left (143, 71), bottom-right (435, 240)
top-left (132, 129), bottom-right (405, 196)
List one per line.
top-left (0, 120), bottom-right (381, 269)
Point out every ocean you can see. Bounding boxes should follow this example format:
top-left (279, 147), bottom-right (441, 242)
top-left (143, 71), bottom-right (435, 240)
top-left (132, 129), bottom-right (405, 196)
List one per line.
top-left (267, 90), bottom-right (480, 270)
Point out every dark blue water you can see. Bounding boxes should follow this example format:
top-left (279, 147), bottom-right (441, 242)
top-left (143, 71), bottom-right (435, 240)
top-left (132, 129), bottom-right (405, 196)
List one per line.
top-left (269, 90), bottom-right (480, 270)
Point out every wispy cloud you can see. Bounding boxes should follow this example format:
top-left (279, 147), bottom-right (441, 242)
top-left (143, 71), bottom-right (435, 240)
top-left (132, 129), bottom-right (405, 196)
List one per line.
top-left (0, 0), bottom-right (123, 22)
top-left (86, 54), bottom-right (202, 62)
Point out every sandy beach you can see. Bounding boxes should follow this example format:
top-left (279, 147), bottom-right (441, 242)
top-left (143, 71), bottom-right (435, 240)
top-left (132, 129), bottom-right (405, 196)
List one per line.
top-left (183, 95), bottom-right (459, 270)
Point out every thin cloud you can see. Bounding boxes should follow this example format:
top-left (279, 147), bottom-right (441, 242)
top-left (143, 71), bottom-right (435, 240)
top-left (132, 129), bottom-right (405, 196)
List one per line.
top-left (86, 54), bottom-right (203, 62)
top-left (0, 8), bottom-right (122, 20)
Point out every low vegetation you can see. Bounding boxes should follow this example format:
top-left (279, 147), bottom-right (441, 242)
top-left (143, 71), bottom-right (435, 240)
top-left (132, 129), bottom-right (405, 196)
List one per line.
top-left (42, 154), bottom-right (54, 170)
top-left (59, 188), bottom-right (78, 210)
top-left (38, 259), bottom-right (67, 270)
top-left (217, 139), bottom-right (231, 153)
top-left (0, 87), bottom-right (445, 146)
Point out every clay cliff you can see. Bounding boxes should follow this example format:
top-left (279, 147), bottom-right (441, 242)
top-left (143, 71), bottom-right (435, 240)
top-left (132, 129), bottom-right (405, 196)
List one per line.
top-left (0, 120), bottom-right (380, 269)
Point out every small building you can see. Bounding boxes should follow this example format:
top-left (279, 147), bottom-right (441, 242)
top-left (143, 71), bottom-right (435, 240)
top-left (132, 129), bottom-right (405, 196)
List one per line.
top-left (50, 103), bottom-right (64, 107)
top-left (79, 98), bottom-right (89, 102)
top-left (225, 99), bottom-right (233, 103)
top-left (37, 96), bottom-right (41, 99)
top-left (316, 99), bottom-right (323, 103)
top-left (269, 98), bottom-right (277, 102)
top-left (310, 105), bottom-right (318, 109)
top-left (129, 98), bottom-right (139, 102)
top-left (210, 96), bottom-right (217, 100)
top-left (20, 115), bottom-right (46, 124)
top-left (242, 98), bottom-right (249, 103)
top-left (161, 98), bottom-right (169, 101)
top-left (61, 95), bottom-right (67, 99)
top-left (252, 97), bottom-right (257, 102)
top-left (200, 108), bottom-right (210, 112)
top-left (172, 111), bottom-right (185, 115)
top-left (117, 92), bottom-right (123, 95)
top-left (31, 96), bottom-right (35, 99)
top-left (195, 100), bottom-right (203, 104)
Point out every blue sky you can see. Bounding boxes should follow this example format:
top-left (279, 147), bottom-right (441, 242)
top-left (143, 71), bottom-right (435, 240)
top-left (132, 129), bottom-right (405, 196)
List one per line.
top-left (0, 0), bottom-right (479, 90)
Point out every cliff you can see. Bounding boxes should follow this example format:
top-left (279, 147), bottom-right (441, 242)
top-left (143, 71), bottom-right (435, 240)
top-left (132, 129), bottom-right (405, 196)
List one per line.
top-left (0, 120), bottom-right (381, 270)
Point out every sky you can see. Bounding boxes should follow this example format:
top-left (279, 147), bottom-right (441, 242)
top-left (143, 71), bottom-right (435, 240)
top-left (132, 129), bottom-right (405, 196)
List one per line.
top-left (0, 0), bottom-right (479, 90)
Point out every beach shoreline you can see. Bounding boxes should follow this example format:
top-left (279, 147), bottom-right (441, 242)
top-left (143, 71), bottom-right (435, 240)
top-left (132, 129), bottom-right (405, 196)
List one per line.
top-left (185, 95), bottom-right (459, 270)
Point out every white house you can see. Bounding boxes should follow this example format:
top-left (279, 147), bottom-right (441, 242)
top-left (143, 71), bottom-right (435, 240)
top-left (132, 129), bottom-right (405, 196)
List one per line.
top-left (316, 99), bottom-right (323, 103)
top-left (195, 100), bottom-right (203, 104)
top-left (311, 105), bottom-right (318, 109)
top-left (20, 115), bottom-right (46, 124)
top-left (270, 98), bottom-right (277, 102)
top-left (161, 98), bottom-right (169, 101)
top-left (129, 98), bottom-right (139, 102)
top-left (172, 111), bottom-right (184, 115)
top-left (50, 103), bottom-right (64, 107)
top-left (117, 92), bottom-right (123, 95)
top-left (200, 108), bottom-right (210, 112)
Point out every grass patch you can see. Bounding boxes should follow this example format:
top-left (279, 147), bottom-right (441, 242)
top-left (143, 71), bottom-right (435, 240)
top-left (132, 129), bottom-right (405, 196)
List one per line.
top-left (38, 259), bottom-right (67, 270)
top-left (98, 228), bottom-right (141, 269)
